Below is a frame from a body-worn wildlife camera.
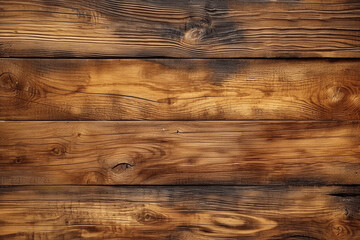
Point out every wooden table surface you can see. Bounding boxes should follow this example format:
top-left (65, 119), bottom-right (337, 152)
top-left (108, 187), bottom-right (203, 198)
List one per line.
top-left (0, 0), bottom-right (359, 239)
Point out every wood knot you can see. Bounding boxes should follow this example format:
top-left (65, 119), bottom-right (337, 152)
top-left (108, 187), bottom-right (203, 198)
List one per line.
top-left (51, 145), bottom-right (67, 156)
top-left (211, 213), bottom-right (276, 232)
top-left (14, 156), bottom-right (25, 164)
top-left (330, 222), bottom-right (352, 237)
top-left (0, 72), bottom-right (18, 92)
top-left (183, 16), bottom-right (211, 44)
top-left (184, 28), bottom-right (207, 44)
top-left (325, 86), bottom-right (350, 108)
top-left (0, 71), bottom-right (41, 109)
top-left (195, 212), bottom-right (277, 236)
top-left (136, 209), bottom-right (167, 225)
top-left (112, 162), bottom-right (133, 173)
top-left (323, 85), bottom-right (360, 117)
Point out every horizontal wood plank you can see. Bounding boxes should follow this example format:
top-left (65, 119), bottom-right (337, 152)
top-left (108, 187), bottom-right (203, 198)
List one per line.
top-left (0, 185), bottom-right (359, 239)
top-left (1, 59), bottom-right (360, 120)
top-left (0, 0), bottom-right (359, 58)
top-left (1, 121), bottom-right (360, 185)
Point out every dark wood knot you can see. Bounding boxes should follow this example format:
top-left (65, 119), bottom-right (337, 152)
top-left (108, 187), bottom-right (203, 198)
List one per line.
top-left (136, 209), bottom-right (167, 225)
top-left (0, 72), bottom-right (18, 92)
top-left (14, 156), bottom-right (25, 164)
top-left (112, 162), bottom-right (133, 171)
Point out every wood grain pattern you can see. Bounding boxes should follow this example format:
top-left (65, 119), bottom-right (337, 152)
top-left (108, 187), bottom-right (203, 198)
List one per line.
top-left (1, 59), bottom-right (360, 120)
top-left (1, 121), bottom-right (360, 185)
top-left (0, 185), bottom-right (359, 239)
top-left (2, 0), bottom-right (360, 238)
top-left (1, 0), bottom-right (359, 58)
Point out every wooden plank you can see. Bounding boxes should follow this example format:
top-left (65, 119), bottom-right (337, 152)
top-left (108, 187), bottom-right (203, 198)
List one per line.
top-left (0, 0), bottom-right (359, 58)
top-left (1, 121), bottom-right (360, 185)
top-left (1, 59), bottom-right (360, 120)
top-left (0, 185), bottom-right (359, 239)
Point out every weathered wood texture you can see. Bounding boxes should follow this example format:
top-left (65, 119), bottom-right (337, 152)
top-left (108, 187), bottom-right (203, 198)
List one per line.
top-left (0, 186), bottom-right (359, 239)
top-left (1, 121), bottom-right (360, 185)
top-left (1, 59), bottom-right (360, 120)
top-left (0, 0), bottom-right (359, 58)
top-left (2, 1), bottom-right (360, 238)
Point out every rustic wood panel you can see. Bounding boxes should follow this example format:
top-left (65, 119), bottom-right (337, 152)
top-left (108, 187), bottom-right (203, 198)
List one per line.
top-left (0, 185), bottom-right (359, 239)
top-left (1, 121), bottom-right (360, 185)
top-left (1, 59), bottom-right (360, 120)
top-left (1, 0), bottom-right (359, 58)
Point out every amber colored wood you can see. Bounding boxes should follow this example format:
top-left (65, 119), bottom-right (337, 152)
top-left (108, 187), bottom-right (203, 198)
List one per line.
top-left (1, 59), bottom-right (360, 120)
top-left (0, 0), bottom-right (359, 58)
top-left (1, 121), bottom-right (360, 185)
top-left (0, 185), bottom-right (359, 239)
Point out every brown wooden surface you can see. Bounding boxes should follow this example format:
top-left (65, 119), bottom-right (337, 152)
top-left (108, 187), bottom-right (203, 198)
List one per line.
top-left (0, 0), bottom-right (359, 58)
top-left (0, 185), bottom-right (359, 239)
top-left (1, 121), bottom-right (359, 185)
top-left (1, 59), bottom-right (360, 120)
top-left (2, 0), bottom-right (360, 238)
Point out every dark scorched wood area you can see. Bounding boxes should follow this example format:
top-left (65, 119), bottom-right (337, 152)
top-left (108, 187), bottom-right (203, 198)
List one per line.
top-left (0, 0), bottom-right (359, 239)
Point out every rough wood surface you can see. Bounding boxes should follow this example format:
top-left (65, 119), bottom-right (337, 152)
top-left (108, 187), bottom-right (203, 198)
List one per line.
top-left (1, 121), bottom-right (360, 185)
top-left (1, 59), bottom-right (360, 120)
top-left (0, 185), bottom-right (359, 239)
top-left (1, 0), bottom-right (359, 58)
